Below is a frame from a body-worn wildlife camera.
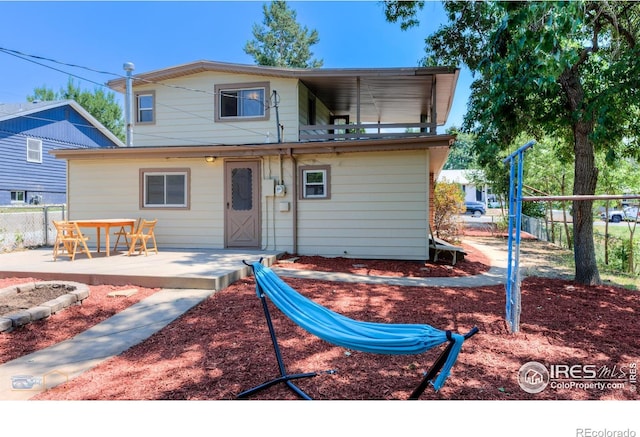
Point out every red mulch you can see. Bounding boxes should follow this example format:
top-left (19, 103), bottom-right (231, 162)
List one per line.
top-left (0, 280), bottom-right (160, 364)
top-left (27, 273), bottom-right (640, 401)
top-left (275, 242), bottom-right (490, 277)
top-left (2, 231), bottom-right (638, 401)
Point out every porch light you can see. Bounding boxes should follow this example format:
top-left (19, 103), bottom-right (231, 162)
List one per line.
top-left (205, 156), bottom-right (216, 163)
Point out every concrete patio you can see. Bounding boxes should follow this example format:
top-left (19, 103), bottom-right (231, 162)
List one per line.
top-left (0, 247), bottom-right (283, 290)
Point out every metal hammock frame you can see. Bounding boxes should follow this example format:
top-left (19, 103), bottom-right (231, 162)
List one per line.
top-left (237, 260), bottom-right (478, 400)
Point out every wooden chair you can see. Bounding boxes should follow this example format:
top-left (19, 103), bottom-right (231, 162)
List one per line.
top-left (113, 218), bottom-right (141, 252)
top-left (126, 219), bottom-right (158, 256)
top-left (52, 221), bottom-right (92, 261)
top-left (52, 220), bottom-right (67, 260)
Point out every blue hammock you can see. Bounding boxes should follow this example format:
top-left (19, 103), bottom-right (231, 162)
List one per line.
top-left (237, 261), bottom-right (478, 400)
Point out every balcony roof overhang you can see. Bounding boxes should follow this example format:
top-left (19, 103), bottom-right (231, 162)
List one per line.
top-left (51, 135), bottom-right (454, 175)
top-left (107, 60), bottom-right (460, 125)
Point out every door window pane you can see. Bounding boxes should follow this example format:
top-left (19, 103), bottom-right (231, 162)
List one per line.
top-left (232, 168), bottom-right (253, 210)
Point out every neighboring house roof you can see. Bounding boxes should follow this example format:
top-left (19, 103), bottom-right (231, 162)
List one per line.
top-left (107, 60), bottom-right (460, 125)
top-left (0, 100), bottom-right (125, 147)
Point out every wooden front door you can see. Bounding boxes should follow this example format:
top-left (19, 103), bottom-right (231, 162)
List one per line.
top-left (225, 160), bottom-right (260, 248)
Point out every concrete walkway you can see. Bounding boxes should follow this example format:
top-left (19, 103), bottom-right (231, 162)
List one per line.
top-left (0, 288), bottom-right (215, 400)
top-left (0, 239), bottom-right (508, 400)
top-left (274, 240), bottom-right (508, 287)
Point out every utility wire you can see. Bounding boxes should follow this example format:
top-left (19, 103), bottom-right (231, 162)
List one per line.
top-left (0, 47), bottom-right (110, 89)
top-left (0, 46), bottom-right (272, 107)
top-left (0, 46), bottom-right (278, 142)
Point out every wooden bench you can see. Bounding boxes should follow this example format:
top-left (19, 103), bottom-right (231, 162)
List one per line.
top-left (429, 227), bottom-right (466, 266)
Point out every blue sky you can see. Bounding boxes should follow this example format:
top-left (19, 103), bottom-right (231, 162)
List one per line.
top-left (0, 1), bottom-right (471, 129)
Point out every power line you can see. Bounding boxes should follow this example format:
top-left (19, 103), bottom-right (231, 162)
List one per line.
top-left (0, 46), bottom-right (278, 141)
top-left (0, 47), bottom-right (111, 89)
top-left (0, 46), bottom-right (272, 107)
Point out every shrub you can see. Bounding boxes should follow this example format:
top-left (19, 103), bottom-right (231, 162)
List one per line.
top-left (434, 181), bottom-right (465, 241)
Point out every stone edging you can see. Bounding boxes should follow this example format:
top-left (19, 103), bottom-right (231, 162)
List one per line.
top-left (0, 281), bottom-right (90, 332)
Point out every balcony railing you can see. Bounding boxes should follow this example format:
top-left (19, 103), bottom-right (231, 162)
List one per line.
top-left (299, 122), bottom-right (438, 142)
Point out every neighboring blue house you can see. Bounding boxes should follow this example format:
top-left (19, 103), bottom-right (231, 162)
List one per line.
top-left (0, 100), bottom-right (124, 205)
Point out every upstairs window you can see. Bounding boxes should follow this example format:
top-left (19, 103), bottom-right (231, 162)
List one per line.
top-left (136, 91), bottom-right (155, 124)
top-left (299, 165), bottom-right (331, 199)
top-left (215, 82), bottom-right (270, 121)
top-left (26, 138), bottom-right (42, 163)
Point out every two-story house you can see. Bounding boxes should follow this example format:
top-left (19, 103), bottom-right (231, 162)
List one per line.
top-left (51, 60), bottom-right (459, 260)
top-left (0, 100), bottom-right (125, 205)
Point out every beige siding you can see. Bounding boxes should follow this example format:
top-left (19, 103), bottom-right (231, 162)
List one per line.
top-left (260, 156), bottom-right (295, 251)
top-left (132, 72), bottom-right (299, 147)
top-left (68, 158), bottom-right (225, 249)
top-left (298, 82), bottom-right (330, 128)
top-left (66, 150), bottom-right (432, 259)
top-left (294, 150), bottom-right (430, 260)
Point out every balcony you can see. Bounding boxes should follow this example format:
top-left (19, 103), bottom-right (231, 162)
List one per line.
top-left (299, 121), bottom-right (438, 142)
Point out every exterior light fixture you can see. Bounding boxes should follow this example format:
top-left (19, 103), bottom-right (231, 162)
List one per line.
top-left (205, 156), bottom-right (216, 163)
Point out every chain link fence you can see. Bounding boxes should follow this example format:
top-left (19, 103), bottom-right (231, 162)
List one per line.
top-left (521, 214), bottom-right (573, 249)
top-left (521, 214), bottom-right (549, 242)
top-left (0, 205), bottom-right (66, 252)
top-left (521, 213), bottom-right (639, 275)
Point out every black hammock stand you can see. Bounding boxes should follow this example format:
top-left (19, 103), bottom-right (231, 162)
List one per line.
top-left (237, 260), bottom-right (479, 400)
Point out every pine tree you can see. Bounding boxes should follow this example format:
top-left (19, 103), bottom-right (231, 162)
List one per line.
top-left (244, 1), bottom-right (323, 68)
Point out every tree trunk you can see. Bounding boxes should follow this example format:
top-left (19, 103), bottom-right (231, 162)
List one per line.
top-left (559, 68), bottom-right (602, 285)
top-left (572, 135), bottom-right (601, 285)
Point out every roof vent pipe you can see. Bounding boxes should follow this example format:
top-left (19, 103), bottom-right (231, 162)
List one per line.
top-left (123, 62), bottom-right (135, 147)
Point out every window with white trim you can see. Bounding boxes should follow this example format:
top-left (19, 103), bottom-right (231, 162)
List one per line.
top-left (142, 169), bottom-right (189, 208)
top-left (136, 91), bottom-right (155, 124)
top-left (299, 165), bottom-right (330, 199)
top-left (215, 82), bottom-right (269, 121)
top-left (26, 138), bottom-right (42, 163)
top-left (10, 191), bottom-right (26, 203)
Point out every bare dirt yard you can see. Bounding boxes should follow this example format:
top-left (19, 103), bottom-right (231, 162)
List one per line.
top-left (1, 229), bottom-right (638, 401)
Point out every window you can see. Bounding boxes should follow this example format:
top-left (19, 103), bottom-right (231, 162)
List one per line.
top-left (299, 165), bottom-right (330, 199)
top-left (215, 82), bottom-right (270, 121)
top-left (141, 169), bottom-right (190, 209)
top-left (10, 191), bottom-right (26, 203)
top-left (136, 91), bottom-right (155, 124)
top-left (26, 138), bottom-right (42, 163)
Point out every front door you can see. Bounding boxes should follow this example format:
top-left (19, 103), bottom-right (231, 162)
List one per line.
top-left (225, 160), bottom-right (260, 248)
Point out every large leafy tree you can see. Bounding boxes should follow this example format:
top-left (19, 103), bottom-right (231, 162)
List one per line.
top-left (443, 128), bottom-right (476, 170)
top-left (244, 0), bottom-right (323, 68)
top-left (28, 78), bottom-right (125, 141)
top-left (385, 1), bottom-right (640, 285)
